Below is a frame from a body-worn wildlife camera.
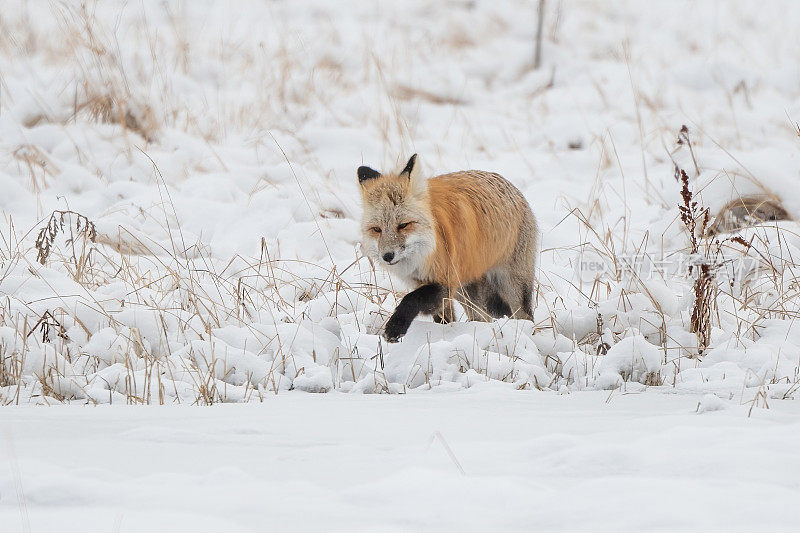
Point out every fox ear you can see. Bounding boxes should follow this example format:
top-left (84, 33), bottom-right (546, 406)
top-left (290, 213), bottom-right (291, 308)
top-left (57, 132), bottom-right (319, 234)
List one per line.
top-left (400, 154), bottom-right (425, 195)
top-left (399, 154), bottom-right (419, 180)
top-left (358, 166), bottom-right (381, 185)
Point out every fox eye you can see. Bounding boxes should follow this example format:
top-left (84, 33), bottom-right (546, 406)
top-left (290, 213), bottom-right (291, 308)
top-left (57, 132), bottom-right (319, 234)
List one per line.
top-left (369, 226), bottom-right (382, 234)
top-left (397, 221), bottom-right (412, 230)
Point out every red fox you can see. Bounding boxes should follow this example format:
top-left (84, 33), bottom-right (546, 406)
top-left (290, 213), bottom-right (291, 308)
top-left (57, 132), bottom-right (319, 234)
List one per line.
top-left (358, 154), bottom-right (538, 342)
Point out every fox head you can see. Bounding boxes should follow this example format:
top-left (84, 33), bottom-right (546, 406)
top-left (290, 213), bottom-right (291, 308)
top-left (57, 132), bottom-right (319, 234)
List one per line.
top-left (358, 154), bottom-right (436, 280)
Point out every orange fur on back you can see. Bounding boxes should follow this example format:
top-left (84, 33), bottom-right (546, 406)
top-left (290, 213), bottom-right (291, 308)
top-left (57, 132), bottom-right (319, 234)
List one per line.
top-left (424, 172), bottom-right (524, 287)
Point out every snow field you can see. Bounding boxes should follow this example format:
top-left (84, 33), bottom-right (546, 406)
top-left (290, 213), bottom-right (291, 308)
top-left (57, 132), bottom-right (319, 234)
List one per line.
top-left (4, 391), bottom-right (800, 532)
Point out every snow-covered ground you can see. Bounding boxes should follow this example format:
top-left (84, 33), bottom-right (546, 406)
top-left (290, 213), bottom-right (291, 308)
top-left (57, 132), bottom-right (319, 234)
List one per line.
top-left (4, 391), bottom-right (800, 533)
top-left (2, 0), bottom-right (800, 530)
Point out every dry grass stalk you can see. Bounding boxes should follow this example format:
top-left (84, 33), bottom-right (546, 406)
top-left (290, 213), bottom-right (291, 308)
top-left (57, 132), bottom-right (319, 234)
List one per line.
top-left (12, 144), bottom-right (60, 193)
top-left (77, 91), bottom-right (159, 142)
top-left (675, 124), bottom-right (701, 176)
top-left (391, 85), bottom-right (465, 105)
top-left (0, 344), bottom-right (22, 390)
top-left (689, 261), bottom-right (714, 354)
top-left (35, 210), bottom-right (97, 269)
top-left (534, 0), bottom-right (546, 69)
top-left (678, 167), bottom-right (714, 354)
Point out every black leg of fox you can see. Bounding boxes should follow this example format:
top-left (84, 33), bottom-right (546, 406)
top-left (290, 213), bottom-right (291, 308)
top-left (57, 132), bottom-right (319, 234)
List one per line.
top-left (520, 282), bottom-right (533, 320)
top-left (454, 279), bottom-right (489, 321)
top-left (486, 291), bottom-right (513, 318)
top-left (384, 283), bottom-right (446, 342)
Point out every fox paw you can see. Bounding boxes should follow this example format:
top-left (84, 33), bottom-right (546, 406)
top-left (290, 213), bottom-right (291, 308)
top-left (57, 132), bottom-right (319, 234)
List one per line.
top-left (383, 315), bottom-right (411, 343)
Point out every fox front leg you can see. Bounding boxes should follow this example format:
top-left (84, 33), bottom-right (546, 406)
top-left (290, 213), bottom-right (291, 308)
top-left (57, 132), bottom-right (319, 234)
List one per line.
top-left (383, 283), bottom-right (446, 342)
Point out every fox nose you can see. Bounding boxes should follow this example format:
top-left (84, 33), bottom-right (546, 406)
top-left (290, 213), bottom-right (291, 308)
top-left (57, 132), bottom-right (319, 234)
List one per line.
top-left (382, 252), bottom-right (395, 263)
